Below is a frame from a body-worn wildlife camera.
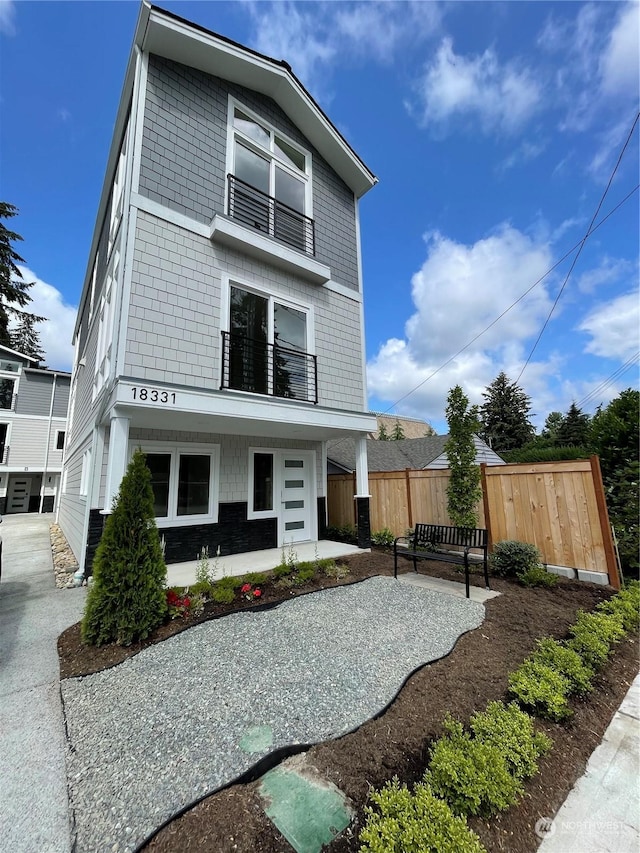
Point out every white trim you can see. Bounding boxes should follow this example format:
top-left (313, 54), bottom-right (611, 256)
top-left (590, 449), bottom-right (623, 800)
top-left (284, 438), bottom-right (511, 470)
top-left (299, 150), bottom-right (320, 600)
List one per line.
top-left (0, 413), bottom-right (67, 423)
top-left (131, 48), bottom-right (148, 195)
top-left (247, 447), bottom-right (277, 520)
top-left (129, 440), bottom-right (220, 528)
top-left (322, 279), bottom-right (362, 303)
top-left (354, 195), bottom-right (368, 412)
top-left (79, 448), bottom-right (91, 497)
top-left (114, 206), bottom-right (139, 380)
top-left (247, 446), bottom-right (316, 543)
top-left (132, 192), bottom-right (210, 237)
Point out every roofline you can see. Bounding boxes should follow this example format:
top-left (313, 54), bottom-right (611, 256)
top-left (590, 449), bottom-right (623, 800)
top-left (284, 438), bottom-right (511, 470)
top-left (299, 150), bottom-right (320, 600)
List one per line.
top-left (0, 342), bottom-right (37, 363)
top-left (25, 367), bottom-right (72, 378)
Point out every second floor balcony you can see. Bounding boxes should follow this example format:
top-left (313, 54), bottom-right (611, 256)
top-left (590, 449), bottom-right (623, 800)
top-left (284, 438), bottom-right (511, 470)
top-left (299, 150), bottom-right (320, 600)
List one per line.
top-left (227, 174), bottom-right (316, 257)
top-left (220, 331), bottom-right (318, 405)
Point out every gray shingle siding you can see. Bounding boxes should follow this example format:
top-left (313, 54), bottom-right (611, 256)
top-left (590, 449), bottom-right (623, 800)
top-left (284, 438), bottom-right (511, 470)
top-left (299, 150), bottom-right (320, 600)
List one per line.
top-left (140, 55), bottom-right (359, 291)
top-left (53, 378), bottom-right (70, 418)
top-left (15, 371), bottom-right (52, 416)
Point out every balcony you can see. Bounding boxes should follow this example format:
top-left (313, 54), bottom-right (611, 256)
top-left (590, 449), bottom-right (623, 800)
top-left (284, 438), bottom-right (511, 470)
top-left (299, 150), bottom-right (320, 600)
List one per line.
top-left (227, 174), bottom-right (315, 256)
top-left (221, 331), bottom-right (318, 405)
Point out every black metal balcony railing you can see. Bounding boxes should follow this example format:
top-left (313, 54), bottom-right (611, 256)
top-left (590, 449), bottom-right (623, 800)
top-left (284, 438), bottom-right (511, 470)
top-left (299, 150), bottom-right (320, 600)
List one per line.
top-left (221, 331), bottom-right (318, 404)
top-left (227, 174), bottom-right (315, 256)
top-left (0, 444), bottom-right (8, 464)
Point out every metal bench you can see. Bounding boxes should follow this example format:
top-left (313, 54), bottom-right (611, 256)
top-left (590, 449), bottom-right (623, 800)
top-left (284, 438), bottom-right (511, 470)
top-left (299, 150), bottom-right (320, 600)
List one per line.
top-left (394, 523), bottom-right (490, 598)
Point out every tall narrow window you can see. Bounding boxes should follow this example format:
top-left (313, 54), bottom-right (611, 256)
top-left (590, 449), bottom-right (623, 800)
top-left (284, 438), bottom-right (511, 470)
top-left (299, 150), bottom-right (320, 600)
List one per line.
top-left (146, 454), bottom-right (171, 518)
top-left (177, 455), bottom-right (210, 516)
top-left (229, 286), bottom-right (269, 394)
top-left (252, 453), bottom-right (273, 513)
top-left (0, 379), bottom-right (15, 410)
top-left (0, 423), bottom-right (7, 463)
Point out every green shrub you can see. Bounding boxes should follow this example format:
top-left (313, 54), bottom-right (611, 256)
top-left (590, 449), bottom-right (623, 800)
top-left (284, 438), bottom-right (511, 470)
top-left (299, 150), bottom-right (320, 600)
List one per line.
top-left (531, 638), bottom-right (594, 697)
top-left (244, 571), bottom-right (267, 585)
top-left (82, 449), bottom-right (167, 646)
top-left (567, 610), bottom-right (625, 669)
top-left (189, 580), bottom-right (214, 600)
top-left (215, 575), bottom-right (243, 590)
top-left (325, 524), bottom-right (357, 544)
top-left (489, 540), bottom-right (543, 578)
top-left (597, 583), bottom-right (640, 632)
top-left (295, 561), bottom-right (317, 582)
top-left (508, 660), bottom-right (572, 721)
top-left (371, 527), bottom-right (395, 547)
top-left (359, 777), bottom-right (487, 853)
top-left (273, 562), bottom-right (293, 578)
top-left (424, 718), bottom-right (523, 817)
top-left (211, 584), bottom-right (235, 604)
top-left (324, 561), bottom-right (349, 580)
top-left (315, 557), bottom-right (337, 571)
top-left (469, 701), bottom-right (551, 781)
top-left (518, 566), bottom-right (558, 588)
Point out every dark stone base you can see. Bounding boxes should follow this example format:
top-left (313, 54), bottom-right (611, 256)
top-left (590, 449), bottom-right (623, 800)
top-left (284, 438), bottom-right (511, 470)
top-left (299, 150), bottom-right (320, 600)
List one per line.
top-left (0, 496), bottom-right (6, 514)
top-left (317, 496), bottom-right (327, 540)
top-left (85, 502), bottom-right (278, 574)
top-left (356, 497), bottom-right (371, 549)
top-left (42, 496), bottom-right (54, 512)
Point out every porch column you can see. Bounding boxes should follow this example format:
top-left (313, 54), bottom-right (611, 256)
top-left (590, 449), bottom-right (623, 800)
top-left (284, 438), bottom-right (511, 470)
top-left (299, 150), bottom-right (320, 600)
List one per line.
top-left (354, 434), bottom-right (371, 549)
top-left (103, 414), bottom-right (130, 514)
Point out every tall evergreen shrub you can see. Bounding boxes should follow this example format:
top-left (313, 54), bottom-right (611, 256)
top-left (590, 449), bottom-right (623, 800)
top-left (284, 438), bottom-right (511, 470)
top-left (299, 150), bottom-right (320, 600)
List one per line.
top-left (82, 449), bottom-right (167, 646)
top-left (445, 386), bottom-right (482, 528)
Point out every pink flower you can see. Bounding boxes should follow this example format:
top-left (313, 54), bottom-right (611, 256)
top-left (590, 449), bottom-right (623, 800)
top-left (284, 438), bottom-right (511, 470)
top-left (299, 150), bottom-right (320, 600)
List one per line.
top-left (253, 589), bottom-right (262, 598)
top-left (241, 583), bottom-right (251, 594)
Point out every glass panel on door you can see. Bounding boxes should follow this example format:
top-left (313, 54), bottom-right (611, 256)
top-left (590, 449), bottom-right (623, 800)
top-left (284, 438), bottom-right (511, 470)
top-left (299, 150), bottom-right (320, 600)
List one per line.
top-left (274, 302), bottom-right (307, 400)
top-left (230, 287), bottom-right (269, 394)
top-left (280, 455), bottom-right (310, 544)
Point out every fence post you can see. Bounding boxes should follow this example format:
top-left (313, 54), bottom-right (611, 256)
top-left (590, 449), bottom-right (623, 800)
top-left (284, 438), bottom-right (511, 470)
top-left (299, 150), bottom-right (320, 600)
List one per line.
top-left (480, 463), bottom-right (493, 553)
top-left (405, 468), bottom-right (413, 530)
top-left (589, 455), bottom-right (620, 589)
top-left (352, 471), bottom-right (357, 527)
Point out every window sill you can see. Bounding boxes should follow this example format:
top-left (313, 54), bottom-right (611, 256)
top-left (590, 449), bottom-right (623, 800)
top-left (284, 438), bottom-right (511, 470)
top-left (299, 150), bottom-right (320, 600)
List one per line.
top-left (209, 214), bottom-right (331, 285)
top-left (155, 515), bottom-right (218, 529)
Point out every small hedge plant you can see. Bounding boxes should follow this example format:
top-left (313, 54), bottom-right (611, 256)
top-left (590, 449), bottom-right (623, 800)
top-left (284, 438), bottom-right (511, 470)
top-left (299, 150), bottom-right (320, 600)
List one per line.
top-left (371, 527), bottom-right (395, 547)
top-left (518, 565), bottom-right (558, 588)
top-left (359, 777), bottom-right (487, 853)
top-left (490, 540), bottom-right (543, 578)
top-left (567, 610), bottom-right (625, 669)
top-left (596, 581), bottom-right (640, 631)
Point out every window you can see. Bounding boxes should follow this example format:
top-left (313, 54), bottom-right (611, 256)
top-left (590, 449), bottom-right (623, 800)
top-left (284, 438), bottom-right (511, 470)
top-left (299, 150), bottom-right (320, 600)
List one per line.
top-left (56, 431), bottom-right (65, 451)
top-left (228, 102), bottom-right (313, 254)
top-left (136, 444), bottom-right (219, 525)
top-left (93, 249), bottom-right (119, 399)
top-left (0, 423), bottom-right (7, 463)
top-left (226, 284), bottom-right (312, 401)
top-left (252, 452), bottom-right (274, 514)
top-left (79, 449), bottom-right (91, 497)
top-left (0, 378), bottom-right (15, 410)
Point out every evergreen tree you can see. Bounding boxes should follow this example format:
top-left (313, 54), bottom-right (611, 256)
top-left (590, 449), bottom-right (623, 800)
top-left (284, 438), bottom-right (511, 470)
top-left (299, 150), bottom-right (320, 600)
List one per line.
top-left (445, 385), bottom-right (482, 528)
top-left (82, 449), bottom-right (168, 646)
top-left (0, 202), bottom-right (45, 346)
top-left (10, 314), bottom-right (46, 367)
top-left (557, 403), bottom-right (591, 447)
top-left (391, 419), bottom-right (405, 440)
top-left (377, 422), bottom-right (390, 440)
top-left (541, 411), bottom-right (563, 442)
top-left (479, 372), bottom-right (534, 452)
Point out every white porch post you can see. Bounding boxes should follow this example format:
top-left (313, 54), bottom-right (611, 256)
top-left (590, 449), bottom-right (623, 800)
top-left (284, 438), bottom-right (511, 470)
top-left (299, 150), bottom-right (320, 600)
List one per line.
top-left (103, 414), bottom-right (130, 514)
top-left (355, 434), bottom-right (370, 497)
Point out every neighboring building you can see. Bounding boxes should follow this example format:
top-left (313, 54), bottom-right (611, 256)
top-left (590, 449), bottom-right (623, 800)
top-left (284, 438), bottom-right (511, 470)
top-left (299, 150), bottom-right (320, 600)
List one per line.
top-left (0, 344), bottom-right (70, 514)
top-left (327, 435), bottom-right (505, 475)
top-left (370, 413), bottom-right (435, 440)
top-left (58, 3), bottom-right (377, 573)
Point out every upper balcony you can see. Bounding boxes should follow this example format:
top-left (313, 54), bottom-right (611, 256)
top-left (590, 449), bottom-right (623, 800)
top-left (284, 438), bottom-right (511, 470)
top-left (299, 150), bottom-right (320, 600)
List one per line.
top-left (209, 176), bottom-right (331, 286)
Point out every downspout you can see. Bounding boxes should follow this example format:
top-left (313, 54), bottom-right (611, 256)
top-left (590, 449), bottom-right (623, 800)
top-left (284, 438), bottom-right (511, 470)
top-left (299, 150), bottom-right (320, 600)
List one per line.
top-left (39, 372), bottom-right (58, 513)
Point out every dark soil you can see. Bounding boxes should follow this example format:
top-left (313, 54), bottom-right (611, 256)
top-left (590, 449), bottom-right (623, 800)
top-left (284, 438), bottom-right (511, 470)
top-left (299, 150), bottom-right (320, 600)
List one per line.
top-left (58, 551), bottom-right (639, 853)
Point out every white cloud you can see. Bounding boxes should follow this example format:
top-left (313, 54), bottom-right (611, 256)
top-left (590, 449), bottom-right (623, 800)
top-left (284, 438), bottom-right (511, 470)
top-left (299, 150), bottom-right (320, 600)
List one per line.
top-left (599, 2), bottom-right (640, 97)
top-left (576, 257), bottom-right (635, 294)
top-left (498, 140), bottom-right (546, 173)
top-left (409, 38), bottom-right (540, 134)
top-left (367, 225), bottom-right (557, 429)
top-left (15, 266), bottom-right (76, 371)
top-left (579, 291), bottom-right (640, 359)
top-left (0, 0), bottom-right (15, 36)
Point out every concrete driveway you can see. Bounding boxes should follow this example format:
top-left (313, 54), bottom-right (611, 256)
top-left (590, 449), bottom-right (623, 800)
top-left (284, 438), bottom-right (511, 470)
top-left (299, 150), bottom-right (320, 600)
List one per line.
top-left (0, 513), bottom-right (86, 853)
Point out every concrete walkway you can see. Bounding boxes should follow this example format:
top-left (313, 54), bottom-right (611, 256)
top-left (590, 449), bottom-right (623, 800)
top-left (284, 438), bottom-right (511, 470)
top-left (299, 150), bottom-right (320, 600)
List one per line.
top-left (0, 513), bottom-right (86, 853)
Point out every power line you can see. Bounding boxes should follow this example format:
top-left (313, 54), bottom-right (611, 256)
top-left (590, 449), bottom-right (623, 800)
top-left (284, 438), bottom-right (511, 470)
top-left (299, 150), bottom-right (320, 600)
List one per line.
top-left (515, 112), bottom-right (639, 384)
top-left (382, 181), bottom-right (639, 414)
top-left (575, 351), bottom-right (640, 409)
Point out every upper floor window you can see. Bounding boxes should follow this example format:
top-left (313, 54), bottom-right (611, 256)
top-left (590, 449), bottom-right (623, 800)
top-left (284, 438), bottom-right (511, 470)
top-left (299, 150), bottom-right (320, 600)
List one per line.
top-left (0, 378), bottom-right (15, 410)
top-left (227, 102), bottom-right (314, 255)
top-left (56, 430), bottom-right (65, 451)
top-left (93, 248), bottom-right (120, 400)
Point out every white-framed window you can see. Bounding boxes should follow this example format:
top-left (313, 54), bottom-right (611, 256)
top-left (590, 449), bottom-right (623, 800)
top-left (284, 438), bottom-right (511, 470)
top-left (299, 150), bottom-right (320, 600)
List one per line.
top-left (0, 422), bottom-right (9, 464)
top-left (79, 449), bottom-right (91, 497)
top-left (223, 277), bottom-right (315, 401)
top-left (131, 443), bottom-right (220, 527)
top-left (248, 448), bottom-right (276, 519)
top-left (55, 430), bottom-right (66, 451)
top-left (93, 248), bottom-right (120, 400)
top-left (108, 120), bottom-right (128, 256)
top-left (226, 98), bottom-right (313, 253)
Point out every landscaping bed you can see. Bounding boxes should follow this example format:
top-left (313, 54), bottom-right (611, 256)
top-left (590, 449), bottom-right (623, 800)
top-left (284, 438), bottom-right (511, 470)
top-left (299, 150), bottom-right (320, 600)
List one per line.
top-left (58, 551), bottom-right (639, 852)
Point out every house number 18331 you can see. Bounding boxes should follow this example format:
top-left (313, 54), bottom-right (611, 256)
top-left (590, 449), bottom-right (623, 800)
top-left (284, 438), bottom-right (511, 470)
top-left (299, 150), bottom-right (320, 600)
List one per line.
top-left (131, 387), bottom-right (176, 404)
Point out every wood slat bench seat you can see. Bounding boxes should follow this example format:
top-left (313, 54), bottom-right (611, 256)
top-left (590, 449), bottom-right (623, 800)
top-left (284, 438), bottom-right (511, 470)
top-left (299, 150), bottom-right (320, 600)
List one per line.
top-left (393, 523), bottom-right (490, 599)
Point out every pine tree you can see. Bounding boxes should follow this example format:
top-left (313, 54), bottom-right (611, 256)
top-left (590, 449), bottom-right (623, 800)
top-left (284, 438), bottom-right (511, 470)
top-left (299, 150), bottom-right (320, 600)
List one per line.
top-left (377, 422), bottom-right (390, 440)
top-left (391, 420), bottom-right (405, 440)
top-left (541, 411), bottom-right (563, 442)
top-left (445, 385), bottom-right (482, 528)
top-left (82, 449), bottom-right (168, 646)
top-left (480, 372), bottom-right (534, 452)
top-left (0, 202), bottom-right (46, 345)
top-left (10, 314), bottom-right (46, 367)
top-left (557, 403), bottom-right (590, 446)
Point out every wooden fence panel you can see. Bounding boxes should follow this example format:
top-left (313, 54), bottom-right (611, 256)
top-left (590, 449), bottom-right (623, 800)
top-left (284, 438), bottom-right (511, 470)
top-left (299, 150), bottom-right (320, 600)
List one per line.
top-left (369, 472), bottom-right (411, 536)
top-left (327, 474), bottom-right (355, 528)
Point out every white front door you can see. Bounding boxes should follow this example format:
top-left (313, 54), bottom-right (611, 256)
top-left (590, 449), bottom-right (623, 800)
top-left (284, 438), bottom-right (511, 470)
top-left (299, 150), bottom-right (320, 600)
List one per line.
top-left (7, 476), bottom-right (32, 513)
top-left (279, 452), bottom-right (313, 545)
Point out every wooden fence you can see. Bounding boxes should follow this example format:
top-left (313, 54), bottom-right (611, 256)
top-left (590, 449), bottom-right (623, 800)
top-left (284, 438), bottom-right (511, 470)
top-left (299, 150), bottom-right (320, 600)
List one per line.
top-left (327, 457), bottom-right (618, 587)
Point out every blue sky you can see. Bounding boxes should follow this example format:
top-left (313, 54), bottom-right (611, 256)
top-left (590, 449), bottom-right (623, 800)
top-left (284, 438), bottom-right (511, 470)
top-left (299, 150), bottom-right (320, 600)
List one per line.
top-left (1, 0), bottom-right (638, 432)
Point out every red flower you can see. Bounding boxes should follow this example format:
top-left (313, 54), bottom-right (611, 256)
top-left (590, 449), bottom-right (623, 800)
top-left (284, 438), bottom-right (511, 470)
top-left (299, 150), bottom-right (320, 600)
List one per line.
top-left (167, 590), bottom-right (180, 605)
top-left (253, 589), bottom-right (262, 598)
top-left (182, 597), bottom-right (191, 608)
top-left (241, 583), bottom-right (251, 594)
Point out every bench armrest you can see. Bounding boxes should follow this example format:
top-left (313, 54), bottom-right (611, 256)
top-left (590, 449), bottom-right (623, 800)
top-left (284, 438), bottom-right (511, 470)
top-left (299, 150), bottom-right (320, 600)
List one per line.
top-left (394, 536), bottom-right (411, 551)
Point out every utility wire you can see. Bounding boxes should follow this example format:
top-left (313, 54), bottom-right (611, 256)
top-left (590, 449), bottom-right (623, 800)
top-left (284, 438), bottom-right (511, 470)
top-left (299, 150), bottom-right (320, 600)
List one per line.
top-left (383, 181), bottom-right (639, 414)
top-left (575, 351), bottom-right (640, 409)
top-left (515, 112), bottom-right (639, 383)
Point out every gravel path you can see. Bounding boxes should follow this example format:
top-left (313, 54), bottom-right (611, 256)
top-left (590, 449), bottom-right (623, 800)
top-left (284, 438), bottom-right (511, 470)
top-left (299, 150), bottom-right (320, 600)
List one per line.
top-left (61, 576), bottom-right (485, 853)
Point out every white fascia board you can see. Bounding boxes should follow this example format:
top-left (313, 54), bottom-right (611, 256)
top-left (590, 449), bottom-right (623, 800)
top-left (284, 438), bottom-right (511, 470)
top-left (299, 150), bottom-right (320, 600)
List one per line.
top-left (209, 215), bottom-right (331, 285)
top-left (111, 379), bottom-right (378, 440)
top-left (140, 7), bottom-right (376, 198)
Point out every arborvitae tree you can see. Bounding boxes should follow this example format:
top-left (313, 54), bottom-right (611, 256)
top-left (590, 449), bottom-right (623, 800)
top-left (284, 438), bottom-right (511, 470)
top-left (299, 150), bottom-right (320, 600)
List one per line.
top-left (391, 419), bottom-right (405, 440)
top-left (445, 385), bottom-right (482, 528)
top-left (479, 372), bottom-right (535, 452)
top-left (82, 449), bottom-right (168, 646)
top-left (10, 314), bottom-right (46, 367)
top-left (0, 202), bottom-right (45, 346)
top-left (557, 403), bottom-right (591, 447)
top-left (377, 422), bottom-right (390, 440)
top-left (590, 388), bottom-right (639, 574)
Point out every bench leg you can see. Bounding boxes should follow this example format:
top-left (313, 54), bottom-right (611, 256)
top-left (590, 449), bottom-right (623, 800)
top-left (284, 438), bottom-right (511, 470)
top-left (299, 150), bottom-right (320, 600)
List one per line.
top-left (464, 553), bottom-right (470, 599)
top-left (394, 549), bottom-right (398, 578)
top-left (483, 557), bottom-right (490, 589)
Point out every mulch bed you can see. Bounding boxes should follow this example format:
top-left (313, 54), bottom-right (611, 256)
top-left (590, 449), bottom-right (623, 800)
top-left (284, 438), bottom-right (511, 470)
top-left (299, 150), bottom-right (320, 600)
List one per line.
top-left (58, 550), bottom-right (639, 853)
